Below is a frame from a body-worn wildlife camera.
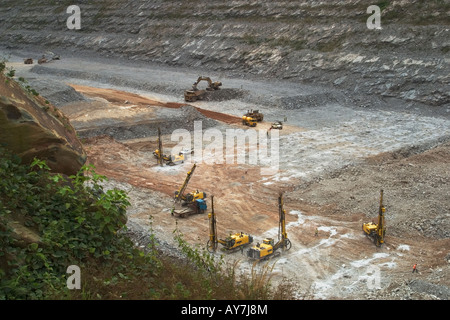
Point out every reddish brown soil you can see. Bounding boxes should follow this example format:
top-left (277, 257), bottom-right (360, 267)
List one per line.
top-left (72, 85), bottom-right (449, 300)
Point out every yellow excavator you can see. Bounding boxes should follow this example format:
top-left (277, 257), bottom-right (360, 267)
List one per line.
top-left (207, 195), bottom-right (253, 253)
top-left (172, 164), bottom-right (207, 217)
top-left (184, 76), bottom-right (222, 102)
top-left (362, 189), bottom-right (386, 247)
top-left (247, 193), bottom-right (291, 261)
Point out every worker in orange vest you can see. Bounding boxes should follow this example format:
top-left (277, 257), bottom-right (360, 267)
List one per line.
top-left (412, 264), bottom-right (418, 273)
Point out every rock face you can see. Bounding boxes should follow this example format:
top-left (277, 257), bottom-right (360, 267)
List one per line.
top-left (0, 73), bottom-right (86, 175)
top-left (0, 0), bottom-right (448, 107)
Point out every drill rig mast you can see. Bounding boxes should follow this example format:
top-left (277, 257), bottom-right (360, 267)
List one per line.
top-left (172, 164), bottom-right (207, 217)
top-left (154, 127), bottom-right (184, 166)
top-left (207, 196), bottom-right (253, 253)
top-left (247, 193), bottom-right (291, 261)
top-left (362, 189), bottom-right (386, 247)
top-left (156, 127), bottom-right (163, 166)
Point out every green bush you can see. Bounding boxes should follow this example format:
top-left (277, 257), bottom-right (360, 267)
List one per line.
top-left (0, 147), bottom-right (133, 299)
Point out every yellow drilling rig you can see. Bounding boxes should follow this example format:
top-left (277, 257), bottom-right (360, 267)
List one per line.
top-left (207, 195), bottom-right (253, 253)
top-left (247, 193), bottom-right (291, 261)
top-left (153, 127), bottom-right (185, 166)
top-left (171, 163), bottom-right (207, 217)
top-left (362, 189), bottom-right (386, 247)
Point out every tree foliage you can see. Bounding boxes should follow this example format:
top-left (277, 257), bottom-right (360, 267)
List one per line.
top-left (0, 146), bottom-right (133, 299)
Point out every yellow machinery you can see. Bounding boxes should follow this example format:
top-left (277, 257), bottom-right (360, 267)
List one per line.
top-left (155, 127), bottom-right (164, 166)
top-left (153, 127), bottom-right (185, 166)
top-left (174, 164), bottom-right (206, 203)
top-left (184, 76), bottom-right (222, 102)
top-left (245, 109), bottom-right (264, 122)
top-left (242, 116), bottom-right (257, 127)
top-left (153, 149), bottom-right (185, 166)
top-left (172, 164), bottom-right (207, 217)
top-left (247, 193), bottom-right (291, 261)
top-left (362, 189), bottom-right (386, 247)
top-left (207, 195), bottom-right (253, 253)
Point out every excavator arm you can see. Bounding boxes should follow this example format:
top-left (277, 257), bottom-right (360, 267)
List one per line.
top-left (185, 76), bottom-right (221, 102)
top-left (192, 76), bottom-right (222, 91)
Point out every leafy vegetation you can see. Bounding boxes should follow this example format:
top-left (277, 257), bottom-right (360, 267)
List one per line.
top-left (0, 147), bottom-right (131, 299)
top-left (0, 147), bottom-right (295, 299)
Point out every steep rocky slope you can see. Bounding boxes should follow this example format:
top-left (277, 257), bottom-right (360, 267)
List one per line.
top-left (0, 0), bottom-right (448, 107)
top-left (0, 72), bottom-right (86, 175)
